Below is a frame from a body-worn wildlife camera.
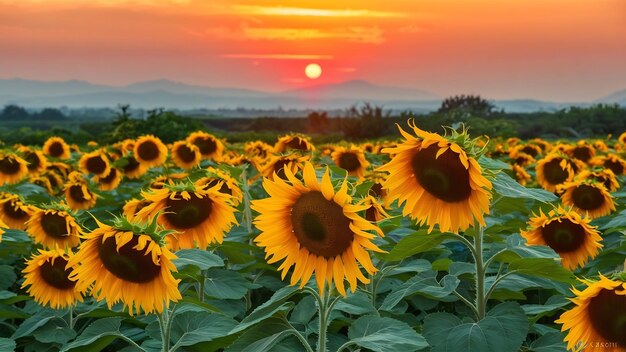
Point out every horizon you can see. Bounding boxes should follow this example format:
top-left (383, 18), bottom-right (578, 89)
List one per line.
top-left (1, 0), bottom-right (625, 102)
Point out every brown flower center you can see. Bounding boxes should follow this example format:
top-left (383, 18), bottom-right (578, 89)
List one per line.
top-left (68, 185), bottom-right (88, 203)
top-left (521, 145), bottom-right (539, 157)
top-left (0, 157), bottom-right (22, 175)
top-left (542, 158), bottom-right (570, 185)
top-left (291, 191), bottom-right (353, 258)
top-left (338, 152), bottom-right (361, 172)
top-left (604, 159), bottom-right (624, 175)
top-left (272, 159), bottom-right (291, 180)
top-left (98, 234), bottom-right (161, 283)
top-left (588, 289), bottom-right (626, 347)
top-left (176, 144), bottom-right (197, 163)
top-left (541, 219), bottom-right (586, 253)
top-left (40, 257), bottom-right (75, 290)
top-left (192, 136), bottom-right (217, 156)
top-left (47, 142), bottom-right (65, 157)
top-left (368, 183), bottom-right (384, 197)
top-left (41, 213), bottom-right (69, 238)
top-left (137, 141), bottom-right (160, 161)
top-left (572, 184), bottom-right (605, 211)
top-left (123, 156), bottom-right (141, 173)
top-left (201, 179), bottom-right (233, 195)
top-left (100, 169), bottom-right (118, 184)
top-left (24, 152), bottom-right (41, 171)
top-left (85, 155), bottom-right (107, 175)
top-left (164, 193), bottom-right (213, 229)
top-left (2, 199), bottom-right (28, 220)
top-left (572, 147), bottom-right (592, 162)
top-left (285, 137), bottom-right (309, 151)
top-left (411, 144), bottom-right (471, 202)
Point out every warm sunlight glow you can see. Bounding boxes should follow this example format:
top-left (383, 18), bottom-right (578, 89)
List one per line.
top-left (305, 63), bottom-right (322, 79)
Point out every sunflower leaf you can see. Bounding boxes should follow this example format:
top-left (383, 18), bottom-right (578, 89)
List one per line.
top-left (383, 231), bottom-right (456, 261)
top-left (492, 172), bottom-right (558, 203)
top-left (345, 316), bottom-right (428, 352)
top-left (380, 272), bottom-right (459, 311)
top-left (168, 311), bottom-right (238, 349)
top-left (174, 249), bottom-right (224, 271)
top-left (507, 258), bottom-right (576, 283)
top-left (60, 317), bottom-right (139, 352)
top-left (0, 338), bottom-right (16, 352)
top-left (225, 317), bottom-right (300, 352)
top-left (528, 332), bottom-right (568, 352)
top-left (229, 286), bottom-right (299, 335)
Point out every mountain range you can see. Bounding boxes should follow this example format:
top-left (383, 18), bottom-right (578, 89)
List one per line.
top-left (0, 78), bottom-right (624, 113)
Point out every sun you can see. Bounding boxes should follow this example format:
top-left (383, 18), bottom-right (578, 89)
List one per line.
top-left (305, 63), bottom-right (322, 79)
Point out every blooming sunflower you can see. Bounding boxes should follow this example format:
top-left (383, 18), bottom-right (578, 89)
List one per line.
top-left (64, 172), bottom-right (97, 210)
top-left (618, 131), bottom-right (626, 145)
top-left (148, 173), bottom-right (188, 190)
top-left (137, 181), bottom-right (237, 250)
top-left (68, 216), bottom-right (181, 315)
top-left (42, 136), bottom-right (71, 160)
top-left (577, 169), bottom-right (620, 192)
top-left (557, 274), bottom-right (626, 351)
top-left (26, 205), bottom-right (83, 249)
top-left (568, 142), bottom-right (596, 163)
top-left (123, 198), bottom-right (153, 221)
top-left (120, 155), bottom-right (148, 180)
top-left (510, 144), bottom-right (541, 158)
top-left (133, 135), bottom-right (168, 168)
top-left (0, 153), bottom-right (29, 186)
top-left (536, 153), bottom-right (576, 193)
top-left (17, 146), bottom-right (48, 174)
top-left (22, 249), bottom-right (83, 309)
top-left (94, 168), bottom-right (123, 191)
top-left (521, 206), bottom-right (602, 270)
top-left (0, 193), bottom-right (33, 230)
top-left (274, 134), bottom-right (315, 153)
top-left (186, 131), bottom-right (224, 161)
top-left (259, 153), bottom-right (310, 181)
top-left (252, 162), bottom-right (385, 296)
top-left (245, 141), bottom-right (274, 159)
top-left (47, 161), bottom-right (71, 179)
top-left (560, 180), bottom-right (615, 219)
top-left (78, 149), bottom-right (111, 177)
top-left (331, 146), bottom-right (370, 178)
top-left (511, 152), bottom-right (535, 167)
top-left (195, 167), bottom-right (243, 206)
top-left (591, 155), bottom-right (626, 176)
top-left (358, 195), bottom-right (390, 222)
top-left (511, 164), bottom-right (532, 186)
top-left (170, 141), bottom-right (201, 169)
top-left (377, 122), bottom-right (492, 233)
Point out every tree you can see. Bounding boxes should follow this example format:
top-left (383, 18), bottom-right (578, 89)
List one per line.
top-left (307, 111), bottom-right (329, 133)
top-left (437, 95), bottom-right (495, 118)
top-left (33, 108), bottom-right (66, 120)
top-left (1, 105), bottom-right (29, 120)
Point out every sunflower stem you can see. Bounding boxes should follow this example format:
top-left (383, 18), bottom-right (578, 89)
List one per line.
top-left (282, 315), bottom-right (315, 352)
top-left (159, 302), bottom-right (173, 352)
top-left (473, 226), bottom-right (486, 320)
top-left (317, 285), bottom-right (331, 352)
top-left (67, 306), bottom-right (74, 330)
top-left (241, 166), bottom-right (253, 235)
top-left (199, 270), bottom-right (206, 302)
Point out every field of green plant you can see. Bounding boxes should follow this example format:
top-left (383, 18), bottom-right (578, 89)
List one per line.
top-left (0, 123), bottom-right (624, 352)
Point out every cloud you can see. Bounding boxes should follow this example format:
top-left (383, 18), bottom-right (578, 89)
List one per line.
top-left (231, 5), bottom-right (406, 18)
top-left (221, 54), bottom-right (334, 60)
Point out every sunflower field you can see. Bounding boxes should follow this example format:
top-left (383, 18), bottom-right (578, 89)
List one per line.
top-left (0, 122), bottom-right (624, 352)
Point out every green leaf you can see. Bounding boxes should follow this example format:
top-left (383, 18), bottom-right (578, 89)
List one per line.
top-left (0, 265), bottom-right (17, 290)
top-left (229, 286), bottom-right (299, 335)
top-left (0, 338), bottom-right (16, 352)
top-left (169, 311), bottom-right (238, 350)
top-left (346, 316), bottom-right (428, 352)
top-left (33, 319), bottom-right (76, 345)
top-left (492, 172), bottom-right (558, 202)
top-left (528, 332), bottom-right (568, 352)
top-left (61, 317), bottom-right (134, 352)
top-left (507, 258), bottom-right (576, 283)
top-left (226, 317), bottom-right (301, 352)
top-left (384, 231), bottom-right (456, 261)
top-left (12, 309), bottom-right (56, 339)
top-left (478, 156), bottom-right (510, 171)
top-left (334, 291), bottom-right (376, 316)
top-left (380, 272), bottom-right (459, 311)
top-left (204, 268), bottom-right (258, 300)
top-left (423, 302), bottom-right (529, 352)
top-left (174, 249), bottom-right (224, 271)
top-left (521, 296), bottom-right (570, 317)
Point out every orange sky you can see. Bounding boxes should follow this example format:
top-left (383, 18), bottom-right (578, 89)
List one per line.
top-left (1, 0), bottom-right (625, 101)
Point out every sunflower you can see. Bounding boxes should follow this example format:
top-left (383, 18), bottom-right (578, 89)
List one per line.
top-left (274, 134), bottom-right (315, 153)
top-left (0, 193), bottom-right (33, 230)
top-left (133, 135), bottom-right (168, 168)
top-left (557, 275), bottom-right (626, 351)
top-left (64, 172), bottom-right (97, 210)
top-left (253, 162), bottom-right (385, 296)
top-left (593, 140), bottom-right (609, 153)
top-left (359, 195), bottom-right (390, 222)
top-left (377, 122), bottom-right (492, 233)
top-left (521, 206), bottom-right (602, 270)
top-left (259, 153), bottom-right (310, 181)
top-left (510, 144), bottom-right (541, 158)
top-left (568, 142), bottom-right (596, 163)
top-left (94, 168), bottom-right (122, 191)
top-left (22, 249), bottom-right (83, 309)
top-left (618, 131), bottom-right (626, 145)
top-left (47, 161), bottom-right (71, 179)
top-left (331, 146), bottom-right (370, 178)
top-left (120, 155), bottom-right (148, 180)
top-left (361, 142), bottom-right (377, 154)
top-left (186, 131), bottom-right (224, 161)
top-left (245, 141), bottom-right (274, 159)
top-left (0, 153), bottom-right (29, 185)
top-left (78, 149), bottom-right (111, 177)
top-left (39, 171), bottom-right (64, 194)
top-left (560, 180), bottom-right (615, 219)
top-left (148, 173), bottom-right (188, 190)
top-left (31, 175), bottom-right (55, 194)
top-left (536, 153), bottom-right (576, 193)
top-left (137, 182), bottom-right (237, 250)
top-left (68, 217), bottom-right (181, 315)
top-left (577, 169), bottom-right (620, 192)
top-left (195, 167), bottom-right (243, 206)
top-left (26, 205), bottom-right (83, 249)
top-left (123, 198), bottom-right (153, 221)
top-left (17, 146), bottom-right (48, 174)
top-left (512, 164), bottom-right (532, 186)
top-left (591, 155), bottom-right (626, 176)
top-left (42, 137), bottom-right (71, 160)
top-left (170, 141), bottom-right (201, 169)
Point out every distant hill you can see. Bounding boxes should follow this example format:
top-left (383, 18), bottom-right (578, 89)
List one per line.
top-left (596, 88), bottom-right (626, 104)
top-left (283, 79), bottom-right (439, 101)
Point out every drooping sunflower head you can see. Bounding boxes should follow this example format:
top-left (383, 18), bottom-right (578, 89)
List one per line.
top-left (521, 206), bottom-right (602, 270)
top-left (42, 136), bottom-right (71, 160)
top-left (39, 170), bottom-right (64, 194)
top-left (511, 164), bottom-right (532, 186)
top-left (377, 121), bottom-right (493, 233)
top-left (47, 161), bottom-right (72, 179)
top-left (148, 173), bottom-right (188, 190)
top-left (568, 141), bottom-right (596, 163)
top-left (591, 154), bottom-right (626, 176)
top-left (559, 180), bottom-right (616, 219)
top-left (531, 138), bottom-right (551, 152)
top-left (195, 167), bottom-right (243, 206)
top-left (17, 146), bottom-right (48, 174)
top-left (0, 193), bottom-right (34, 230)
top-left (94, 168), bottom-right (123, 191)
top-left (221, 152), bottom-right (256, 167)
top-left (170, 141), bottom-right (201, 169)
top-left (0, 152), bottom-right (29, 186)
top-left (119, 154), bottom-right (148, 180)
top-left (137, 181), bottom-right (238, 250)
top-left (535, 153), bottom-right (576, 193)
top-left (557, 275), bottom-right (626, 351)
top-left (133, 135), bottom-right (168, 168)
top-left (593, 139), bottom-right (609, 153)
top-left (22, 249), bottom-right (83, 309)
top-left (510, 152), bottom-right (535, 167)
top-left (26, 204), bottom-right (83, 249)
top-left (331, 145), bottom-right (370, 178)
top-left (618, 131), bottom-right (626, 145)
top-left (577, 168), bottom-right (620, 192)
top-left (274, 134), bottom-right (315, 153)
top-left (78, 149), bottom-right (111, 177)
top-left (68, 216), bottom-right (181, 315)
top-left (123, 198), bottom-right (153, 221)
top-left (186, 131), bottom-right (224, 161)
top-left (358, 195), bottom-right (390, 223)
top-left (260, 153), bottom-right (311, 181)
top-left (63, 172), bottom-right (97, 210)
top-left (252, 162), bottom-right (385, 296)
top-left (244, 141), bottom-right (274, 159)
top-left (510, 144), bottom-right (541, 158)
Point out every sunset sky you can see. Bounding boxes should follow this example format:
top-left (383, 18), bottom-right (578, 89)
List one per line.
top-left (1, 0), bottom-right (625, 101)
